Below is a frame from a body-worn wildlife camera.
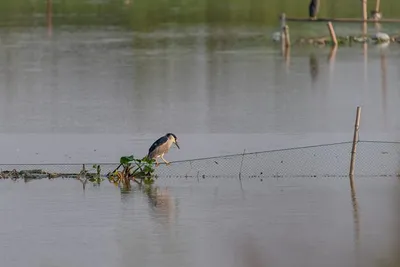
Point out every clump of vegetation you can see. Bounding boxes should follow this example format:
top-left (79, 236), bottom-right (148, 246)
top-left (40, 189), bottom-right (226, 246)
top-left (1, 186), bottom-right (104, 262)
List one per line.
top-left (0, 155), bottom-right (158, 191)
top-left (76, 164), bottom-right (104, 189)
top-left (107, 155), bottom-right (156, 190)
top-left (293, 33), bottom-right (399, 46)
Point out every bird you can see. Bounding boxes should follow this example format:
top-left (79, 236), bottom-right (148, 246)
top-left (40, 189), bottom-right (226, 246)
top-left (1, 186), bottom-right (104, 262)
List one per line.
top-left (370, 10), bottom-right (382, 20)
top-left (308, 0), bottom-right (319, 20)
top-left (147, 133), bottom-right (180, 166)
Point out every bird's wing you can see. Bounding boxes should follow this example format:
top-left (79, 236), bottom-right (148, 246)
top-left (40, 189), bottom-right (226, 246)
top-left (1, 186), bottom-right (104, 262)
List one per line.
top-left (148, 136), bottom-right (169, 158)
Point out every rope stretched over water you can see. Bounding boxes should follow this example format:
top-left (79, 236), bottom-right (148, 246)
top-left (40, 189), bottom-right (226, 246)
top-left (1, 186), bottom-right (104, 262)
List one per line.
top-left (0, 140), bottom-right (398, 180)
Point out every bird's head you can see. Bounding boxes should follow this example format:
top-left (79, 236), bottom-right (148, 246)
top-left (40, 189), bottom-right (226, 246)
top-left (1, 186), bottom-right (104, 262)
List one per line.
top-left (166, 133), bottom-right (180, 149)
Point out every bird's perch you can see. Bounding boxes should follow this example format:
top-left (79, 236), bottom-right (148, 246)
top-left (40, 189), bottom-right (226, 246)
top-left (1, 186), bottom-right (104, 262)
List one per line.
top-left (349, 107), bottom-right (361, 177)
top-left (327, 22), bottom-right (337, 46)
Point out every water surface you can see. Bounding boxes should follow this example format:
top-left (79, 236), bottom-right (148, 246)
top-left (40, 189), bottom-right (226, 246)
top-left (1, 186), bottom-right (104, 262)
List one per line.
top-left (0, 178), bottom-right (399, 267)
top-left (0, 1), bottom-right (400, 266)
top-left (0, 25), bottom-right (400, 163)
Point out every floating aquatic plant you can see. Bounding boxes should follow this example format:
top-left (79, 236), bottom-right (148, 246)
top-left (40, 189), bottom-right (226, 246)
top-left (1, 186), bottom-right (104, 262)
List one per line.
top-left (107, 155), bottom-right (156, 189)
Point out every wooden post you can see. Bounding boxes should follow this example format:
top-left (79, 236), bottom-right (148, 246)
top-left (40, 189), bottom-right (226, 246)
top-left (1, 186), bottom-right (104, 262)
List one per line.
top-left (280, 13), bottom-right (286, 30)
top-left (349, 107), bottom-right (361, 177)
top-left (47, 0), bottom-right (52, 37)
top-left (373, 0), bottom-right (382, 31)
top-left (327, 22), bottom-right (338, 46)
top-left (283, 25), bottom-right (291, 48)
top-left (362, 0), bottom-right (368, 36)
top-left (362, 0), bottom-right (367, 21)
top-left (280, 13), bottom-right (286, 51)
top-left (238, 149), bottom-right (246, 180)
top-left (375, 0), bottom-right (380, 13)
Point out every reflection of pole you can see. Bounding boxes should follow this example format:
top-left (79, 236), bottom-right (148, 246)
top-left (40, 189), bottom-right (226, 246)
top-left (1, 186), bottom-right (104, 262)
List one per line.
top-left (327, 46), bottom-right (337, 89)
top-left (363, 42), bottom-right (368, 89)
top-left (380, 51), bottom-right (387, 128)
top-left (280, 13), bottom-right (286, 54)
top-left (284, 45), bottom-right (290, 72)
top-left (328, 45), bottom-right (337, 70)
top-left (283, 25), bottom-right (291, 49)
top-left (47, 0), bottom-right (53, 37)
top-left (350, 177), bottom-right (360, 267)
top-left (349, 106), bottom-right (361, 266)
top-left (362, 8), bottom-right (368, 87)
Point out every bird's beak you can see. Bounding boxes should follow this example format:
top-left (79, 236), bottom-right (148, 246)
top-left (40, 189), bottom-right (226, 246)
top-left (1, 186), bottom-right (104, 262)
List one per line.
top-left (175, 141), bottom-right (180, 149)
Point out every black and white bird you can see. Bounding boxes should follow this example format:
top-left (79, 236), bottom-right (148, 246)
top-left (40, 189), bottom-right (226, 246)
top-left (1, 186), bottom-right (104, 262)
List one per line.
top-left (147, 133), bottom-right (180, 166)
top-left (309, 0), bottom-right (320, 20)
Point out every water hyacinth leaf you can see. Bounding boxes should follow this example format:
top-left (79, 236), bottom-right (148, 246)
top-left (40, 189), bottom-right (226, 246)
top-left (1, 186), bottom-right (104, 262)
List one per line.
top-left (143, 178), bottom-right (154, 185)
top-left (120, 155), bottom-right (134, 165)
top-left (144, 166), bottom-right (153, 174)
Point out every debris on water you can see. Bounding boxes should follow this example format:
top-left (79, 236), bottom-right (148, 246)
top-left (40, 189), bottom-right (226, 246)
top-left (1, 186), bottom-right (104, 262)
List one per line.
top-left (292, 33), bottom-right (399, 46)
top-left (371, 32), bottom-right (390, 43)
top-left (353, 36), bottom-right (368, 43)
top-left (272, 32), bottom-right (281, 42)
top-left (0, 169), bottom-right (81, 180)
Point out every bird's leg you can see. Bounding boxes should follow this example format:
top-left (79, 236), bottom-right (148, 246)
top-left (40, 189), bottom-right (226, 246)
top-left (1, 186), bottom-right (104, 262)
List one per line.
top-left (155, 157), bottom-right (160, 167)
top-left (161, 154), bottom-right (170, 165)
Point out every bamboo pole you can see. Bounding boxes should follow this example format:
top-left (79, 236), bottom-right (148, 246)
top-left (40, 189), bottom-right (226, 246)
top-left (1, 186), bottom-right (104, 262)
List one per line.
top-left (349, 107), bottom-right (361, 177)
top-left (327, 22), bottom-right (338, 46)
top-left (47, 0), bottom-right (52, 37)
top-left (328, 45), bottom-right (338, 62)
top-left (362, 0), bottom-right (368, 38)
top-left (375, 0), bottom-right (380, 13)
top-left (280, 13), bottom-right (286, 29)
top-left (373, 0), bottom-right (382, 31)
top-left (283, 25), bottom-right (291, 48)
top-left (362, 0), bottom-right (368, 22)
top-left (238, 149), bottom-right (246, 180)
top-left (280, 13), bottom-right (286, 52)
top-left (380, 50), bottom-right (387, 128)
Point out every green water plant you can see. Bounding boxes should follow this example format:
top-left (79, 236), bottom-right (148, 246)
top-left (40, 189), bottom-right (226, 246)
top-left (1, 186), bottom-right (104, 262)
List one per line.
top-left (107, 155), bottom-right (156, 189)
top-left (76, 164), bottom-right (104, 189)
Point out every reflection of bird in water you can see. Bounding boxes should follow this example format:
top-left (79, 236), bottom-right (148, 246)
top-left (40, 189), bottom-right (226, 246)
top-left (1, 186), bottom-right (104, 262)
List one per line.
top-left (147, 133), bottom-right (180, 166)
top-left (145, 186), bottom-right (177, 225)
top-left (234, 234), bottom-right (270, 267)
top-left (309, 0), bottom-right (320, 20)
top-left (309, 53), bottom-right (319, 83)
